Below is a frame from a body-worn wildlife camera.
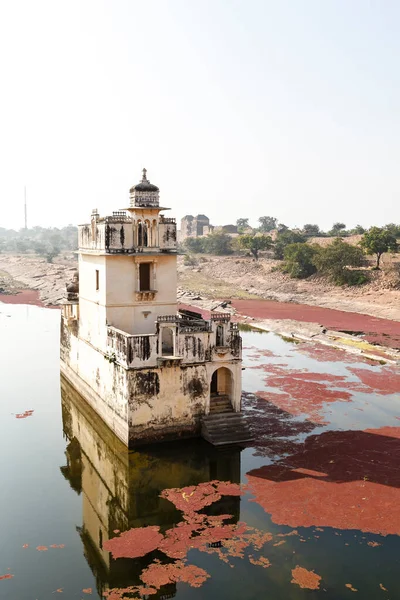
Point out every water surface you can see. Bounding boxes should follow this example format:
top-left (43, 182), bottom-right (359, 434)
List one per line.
top-left (1, 304), bottom-right (400, 599)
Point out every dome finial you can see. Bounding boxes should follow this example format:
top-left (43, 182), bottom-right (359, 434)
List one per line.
top-left (142, 167), bottom-right (147, 182)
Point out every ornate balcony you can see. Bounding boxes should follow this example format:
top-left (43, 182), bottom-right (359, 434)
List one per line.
top-left (135, 291), bottom-right (157, 302)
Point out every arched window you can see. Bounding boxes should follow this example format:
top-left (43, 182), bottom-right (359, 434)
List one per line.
top-left (137, 221), bottom-right (143, 246)
top-left (144, 220), bottom-right (150, 247)
top-left (152, 219), bottom-right (158, 247)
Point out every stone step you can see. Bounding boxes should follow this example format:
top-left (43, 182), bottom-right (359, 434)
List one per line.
top-left (209, 406), bottom-right (233, 414)
top-left (203, 412), bottom-right (241, 422)
top-left (210, 397), bottom-right (231, 405)
top-left (203, 416), bottom-right (244, 429)
top-left (201, 412), bottom-right (252, 446)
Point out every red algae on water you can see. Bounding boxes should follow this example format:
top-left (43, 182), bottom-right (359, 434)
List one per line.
top-left (160, 480), bottom-right (243, 516)
top-left (349, 367), bottom-right (400, 395)
top-left (365, 427), bottom-right (400, 439)
top-left (345, 583), bottom-right (358, 592)
top-left (103, 526), bottom-right (164, 559)
top-left (140, 560), bottom-right (210, 588)
top-left (247, 428), bottom-right (400, 536)
top-left (291, 566), bottom-right (321, 590)
top-left (249, 555), bottom-right (271, 568)
top-left (15, 409), bottom-right (34, 419)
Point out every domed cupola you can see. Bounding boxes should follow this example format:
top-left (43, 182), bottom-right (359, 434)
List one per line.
top-left (129, 168), bottom-right (160, 208)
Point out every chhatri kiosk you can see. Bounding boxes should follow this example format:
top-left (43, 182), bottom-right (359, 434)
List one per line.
top-left (61, 170), bottom-right (249, 447)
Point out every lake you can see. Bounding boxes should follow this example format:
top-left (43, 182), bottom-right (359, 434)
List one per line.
top-left (1, 303), bottom-right (400, 599)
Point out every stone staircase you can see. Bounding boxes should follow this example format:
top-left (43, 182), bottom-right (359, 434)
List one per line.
top-left (209, 394), bottom-right (233, 414)
top-left (201, 410), bottom-right (252, 447)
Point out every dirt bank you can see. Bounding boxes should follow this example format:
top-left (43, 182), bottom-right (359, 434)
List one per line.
top-left (0, 254), bottom-right (76, 306)
top-left (178, 255), bottom-right (400, 321)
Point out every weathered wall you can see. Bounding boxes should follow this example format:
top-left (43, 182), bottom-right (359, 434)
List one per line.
top-left (61, 318), bottom-right (129, 444)
top-left (127, 358), bottom-right (242, 444)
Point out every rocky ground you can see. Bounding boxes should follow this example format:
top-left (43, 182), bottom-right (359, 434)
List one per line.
top-left (1, 252), bottom-right (400, 321)
top-left (0, 253), bottom-right (76, 305)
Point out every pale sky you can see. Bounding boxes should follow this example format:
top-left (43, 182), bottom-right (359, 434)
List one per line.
top-left (1, 0), bottom-right (399, 231)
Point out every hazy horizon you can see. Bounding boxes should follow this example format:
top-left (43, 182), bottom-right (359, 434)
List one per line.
top-left (1, 0), bottom-right (399, 231)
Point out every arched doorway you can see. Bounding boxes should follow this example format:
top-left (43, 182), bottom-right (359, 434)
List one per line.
top-left (161, 327), bottom-right (174, 356)
top-left (210, 367), bottom-right (233, 413)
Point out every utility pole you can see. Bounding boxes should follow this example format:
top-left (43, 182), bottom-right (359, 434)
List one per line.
top-left (24, 186), bottom-right (27, 229)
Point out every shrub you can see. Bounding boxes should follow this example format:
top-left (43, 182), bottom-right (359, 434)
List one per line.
top-left (238, 234), bottom-right (273, 259)
top-left (313, 238), bottom-right (365, 285)
top-left (202, 232), bottom-right (233, 255)
top-left (183, 254), bottom-right (198, 266)
top-left (274, 231), bottom-right (306, 259)
top-left (282, 243), bottom-right (318, 278)
top-left (184, 238), bottom-right (205, 253)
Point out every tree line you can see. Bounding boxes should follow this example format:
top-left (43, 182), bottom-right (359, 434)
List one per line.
top-left (0, 225), bottom-right (78, 262)
top-left (183, 220), bottom-right (400, 286)
top-left (236, 216), bottom-right (400, 238)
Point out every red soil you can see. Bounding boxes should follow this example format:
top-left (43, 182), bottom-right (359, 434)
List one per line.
top-left (232, 299), bottom-right (400, 349)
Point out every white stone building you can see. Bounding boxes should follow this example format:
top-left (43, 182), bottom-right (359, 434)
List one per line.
top-left (61, 170), bottom-right (248, 447)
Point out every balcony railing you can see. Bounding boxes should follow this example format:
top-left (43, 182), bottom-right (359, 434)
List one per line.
top-left (210, 313), bottom-right (231, 322)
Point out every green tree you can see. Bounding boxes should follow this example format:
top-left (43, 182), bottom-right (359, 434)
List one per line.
top-left (45, 247), bottom-right (60, 263)
top-left (359, 227), bottom-right (398, 268)
top-left (203, 232), bottom-right (233, 255)
top-left (329, 222), bottom-right (347, 236)
top-left (313, 238), bottom-right (365, 284)
top-left (274, 230), bottom-right (306, 259)
top-left (184, 237), bottom-right (205, 253)
top-left (302, 224), bottom-right (321, 237)
top-left (258, 216), bottom-right (277, 233)
top-left (282, 243), bottom-right (319, 278)
top-left (384, 223), bottom-right (400, 237)
top-left (350, 224), bottom-right (366, 235)
top-left (238, 234), bottom-right (273, 259)
top-left (236, 218), bottom-right (249, 232)
top-left (33, 241), bottom-right (47, 256)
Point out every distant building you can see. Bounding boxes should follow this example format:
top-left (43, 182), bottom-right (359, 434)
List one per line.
top-left (179, 216), bottom-right (239, 242)
top-left (179, 214), bottom-right (210, 242)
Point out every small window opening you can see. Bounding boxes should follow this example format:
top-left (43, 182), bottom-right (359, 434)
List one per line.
top-left (139, 263), bottom-right (151, 291)
top-left (95, 270), bottom-right (99, 290)
top-left (216, 325), bottom-right (224, 346)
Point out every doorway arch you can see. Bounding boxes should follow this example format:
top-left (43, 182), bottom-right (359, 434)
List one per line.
top-left (210, 367), bottom-right (233, 411)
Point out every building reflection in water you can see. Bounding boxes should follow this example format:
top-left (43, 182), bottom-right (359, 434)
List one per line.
top-left (60, 375), bottom-right (242, 598)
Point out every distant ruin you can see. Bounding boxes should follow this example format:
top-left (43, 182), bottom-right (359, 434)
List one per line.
top-left (179, 214), bottom-right (238, 242)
